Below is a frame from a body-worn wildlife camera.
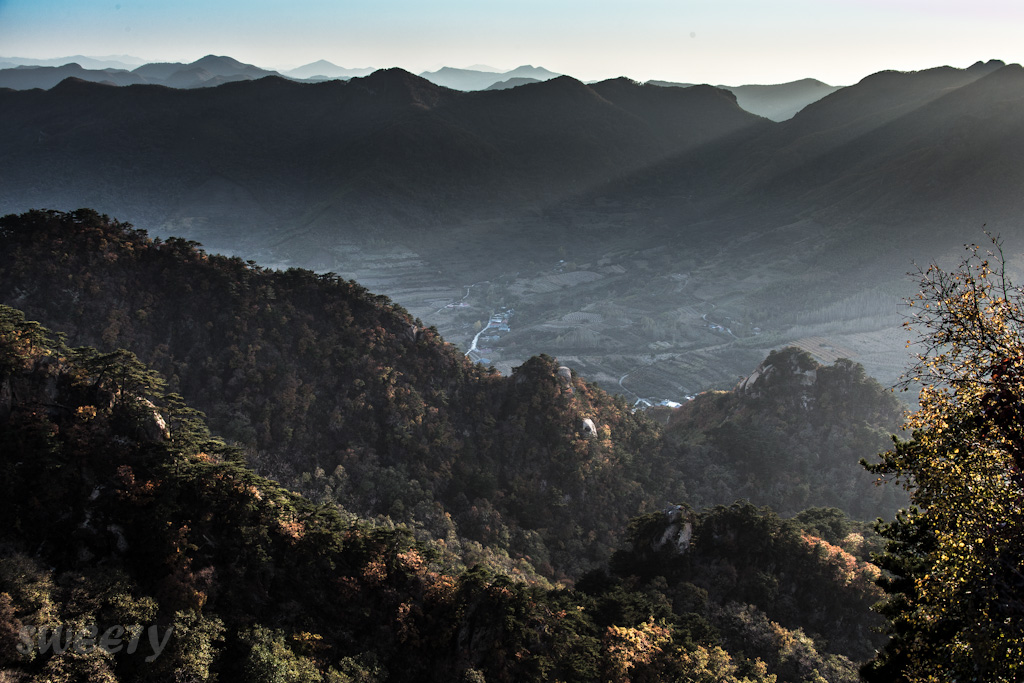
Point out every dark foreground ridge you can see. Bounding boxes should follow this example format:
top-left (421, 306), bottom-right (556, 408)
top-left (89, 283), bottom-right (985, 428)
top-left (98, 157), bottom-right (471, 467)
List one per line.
top-left (0, 303), bottom-right (884, 680)
top-left (0, 208), bottom-right (899, 680)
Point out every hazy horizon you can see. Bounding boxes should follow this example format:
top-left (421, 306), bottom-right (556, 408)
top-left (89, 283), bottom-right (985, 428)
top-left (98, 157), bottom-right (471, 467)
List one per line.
top-left (1, 0), bottom-right (1022, 86)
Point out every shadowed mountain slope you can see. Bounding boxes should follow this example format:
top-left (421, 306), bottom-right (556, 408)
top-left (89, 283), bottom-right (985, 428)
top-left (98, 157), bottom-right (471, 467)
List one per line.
top-left (648, 77), bottom-right (842, 121)
top-left (3, 61), bottom-right (1023, 401)
top-left (593, 61), bottom-right (1024, 254)
top-left (0, 69), bottom-right (766, 257)
top-left (716, 61), bottom-right (1024, 233)
top-left (726, 78), bottom-right (842, 121)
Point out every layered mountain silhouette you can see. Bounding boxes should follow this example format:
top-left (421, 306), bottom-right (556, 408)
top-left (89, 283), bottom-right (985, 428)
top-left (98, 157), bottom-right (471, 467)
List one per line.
top-left (0, 52), bottom-right (842, 120)
top-left (4, 60), bottom-right (1017, 254)
top-left (0, 67), bottom-right (766, 255)
top-left (2, 59), bottom-right (1021, 395)
top-left (648, 77), bottom-right (842, 121)
top-left (726, 78), bottom-right (842, 121)
top-left (0, 57), bottom-right (563, 92)
top-left (283, 59), bottom-right (376, 80)
top-left (419, 64), bottom-right (560, 90)
top-left (132, 54), bottom-right (280, 88)
top-left (0, 54), bottom-right (285, 90)
top-left (0, 53), bottom-right (144, 70)
top-left (485, 77), bottom-right (541, 90)
top-left (0, 62), bottom-right (148, 89)
top-left (583, 60), bottom-right (1020, 241)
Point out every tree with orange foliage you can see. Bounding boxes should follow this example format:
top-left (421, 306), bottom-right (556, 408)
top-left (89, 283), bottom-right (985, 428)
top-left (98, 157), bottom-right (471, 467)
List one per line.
top-left (865, 237), bottom-right (1024, 682)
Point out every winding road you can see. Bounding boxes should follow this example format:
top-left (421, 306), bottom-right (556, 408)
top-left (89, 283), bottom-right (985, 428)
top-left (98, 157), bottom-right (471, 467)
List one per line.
top-left (433, 280), bottom-right (490, 316)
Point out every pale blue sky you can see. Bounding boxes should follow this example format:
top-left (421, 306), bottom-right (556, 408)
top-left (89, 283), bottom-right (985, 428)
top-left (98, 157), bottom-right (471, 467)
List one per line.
top-left (1, 0), bottom-right (1021, 85)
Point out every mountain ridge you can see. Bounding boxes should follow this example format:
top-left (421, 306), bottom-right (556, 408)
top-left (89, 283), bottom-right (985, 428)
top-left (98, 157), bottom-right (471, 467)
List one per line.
top-left (419, 64), bottom-right (561, 91)
top-left (0, 53), bottom-right (853, 119)
top-left (3, 60), bottom-right (1023, 400)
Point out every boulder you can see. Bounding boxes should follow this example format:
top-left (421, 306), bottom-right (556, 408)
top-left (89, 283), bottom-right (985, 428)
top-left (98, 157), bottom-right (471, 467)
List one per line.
top-left (136, 397), bottom-right (170, 442)
top-left (402, 323), bottom-right (422, 343)
top-left (557, 366), bottom-right (574, 394)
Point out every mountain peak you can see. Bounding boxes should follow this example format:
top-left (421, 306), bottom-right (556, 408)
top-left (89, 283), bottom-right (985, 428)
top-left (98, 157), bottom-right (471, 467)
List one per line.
top-left (50, 76), bottom-right (113, 92)
top-left (187, 55), bottom-right (276, 79)
top-left (523, 74), bottom-right (591, 94)
top-left (285, 60), bottom-right (374, 79)
top-left (359, 66), bottom-right (424, 83)
top-left (504, 65), bottom-right (560, 78)
top-left (968, 58), bottom-right (1006, 72)
top-left (353, 68), bottom-right (445, 107)
top-left (195, 54), bottom-right (240, 64)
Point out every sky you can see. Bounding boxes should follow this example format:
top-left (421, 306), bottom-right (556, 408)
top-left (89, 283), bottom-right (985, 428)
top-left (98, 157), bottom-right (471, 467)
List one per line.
top-left (1, 0), bottom-right (1022, 85)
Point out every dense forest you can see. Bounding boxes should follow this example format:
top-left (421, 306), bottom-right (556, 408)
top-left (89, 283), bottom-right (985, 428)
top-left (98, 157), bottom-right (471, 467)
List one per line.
top-left (662, 347), bottom-right (907, 519)
top-left (0, 209), bottom-right (903, 582)
top-left (7, 208), bottom-right (990, 681)
top-left (0, 305), bottom-right (886, 680)
top-left (0, 209), bottom-right (672, 580)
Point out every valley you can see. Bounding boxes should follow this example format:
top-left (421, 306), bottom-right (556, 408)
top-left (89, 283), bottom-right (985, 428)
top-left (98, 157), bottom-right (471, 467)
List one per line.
top-left (203, 211), bottom-right (910, 403)
top-left (6, 60), bottom-right (1017, 402)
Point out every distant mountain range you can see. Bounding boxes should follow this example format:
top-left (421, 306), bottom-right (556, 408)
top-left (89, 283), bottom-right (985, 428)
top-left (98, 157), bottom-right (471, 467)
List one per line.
top-left (0, 62), bottom-right (148, 89)
top-left (0, 53), bottom-right (145, 70)
top-left (0, 54), bottom-right (369, 90)
top-left (0, 56), bottom-right (566, 92)
top-left (0, 54), bottom-right (284, 90)
top-left (0, 54), bottom-right (840, 119)
top-left (0, 67), bottom-right (765, 250)
top-left (418, 64), bottom-right (562, 90)
top-left (0, 58), bottom-right (1018, 396)
top-left (650, 77), bottom-right (842, 121)
top-left (283, 59), bottom-right (376, 80)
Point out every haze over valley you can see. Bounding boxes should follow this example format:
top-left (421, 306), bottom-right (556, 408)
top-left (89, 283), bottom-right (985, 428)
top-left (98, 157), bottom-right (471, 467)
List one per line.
top-left (2, 56), bottom-right (1023, 402)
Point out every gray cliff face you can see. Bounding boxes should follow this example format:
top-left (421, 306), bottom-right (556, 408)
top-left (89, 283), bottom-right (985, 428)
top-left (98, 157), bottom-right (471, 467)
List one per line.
top-left (652, 505), bottom-right (694, 555)
top-left (737, 347), bottom-right (818, 407)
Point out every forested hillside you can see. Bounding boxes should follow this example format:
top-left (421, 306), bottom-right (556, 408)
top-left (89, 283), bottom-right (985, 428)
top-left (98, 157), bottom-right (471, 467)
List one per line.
top-left (0, 209), bottom-right (671, 579)
top-left (0, 209), bottom-right (907, 580)
top-left (663, 347), bottom-right (907, 519)
top-left (0, 307), bottom-right (885, 680)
